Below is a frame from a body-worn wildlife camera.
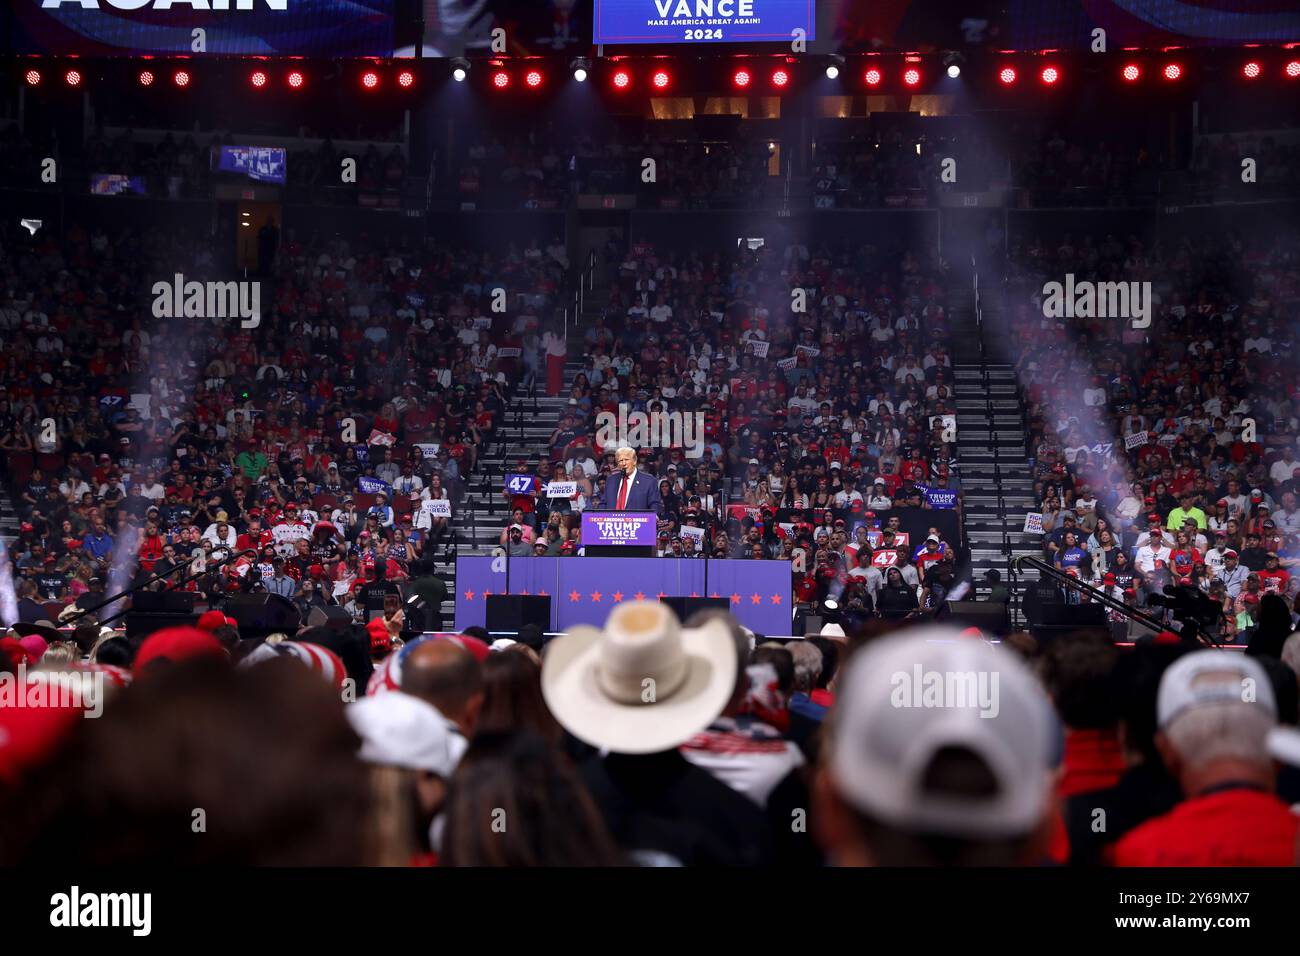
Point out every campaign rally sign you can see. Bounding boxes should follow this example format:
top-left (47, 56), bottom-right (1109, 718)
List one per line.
top-left (1124, 431), bottom-right (1149, 451)
top-left (594, 0), bottom-right (815, 45)
top-left (679, 524), bottom-right (706, 544)
top-left (747, 339), bottom-right (770, 358)
top-left (415, 443), bottom-right (441, 459)
top-left (505, 473), bottom-right (536, 495)
top-left (1024, 513), bottom-right (1044, 534)
top-left (422, 499), bottom-right (452, 518)
top-left (924, 487), bottom-right (958, 509)
top-left (357, 475), bottom-right (390, 495)
top-left (581, 511), bottom-right (658, 547)
top-left (545, 481), bottom-right (578, 498)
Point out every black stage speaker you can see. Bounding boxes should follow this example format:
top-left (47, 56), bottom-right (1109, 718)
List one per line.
top-left (224, 593), bottom-right (303, 640)
top-left (124, 612), bottom-right (202, 641)
top-left (659, 596), bottom-right (730, 624)
top-left (1028, 602), bottom-right (1110, 647)
top-left (307, 605), bottom-right (354, 631)
top-left (940, 600), bottom-right (1011, 637)
top-left (132, 591), bottom-right (197, 613)
top-left (485, 595), bottom-right (551, 633)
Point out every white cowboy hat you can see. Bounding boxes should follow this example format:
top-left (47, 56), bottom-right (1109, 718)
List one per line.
top-left (541, 601), bottom-right (736, 755)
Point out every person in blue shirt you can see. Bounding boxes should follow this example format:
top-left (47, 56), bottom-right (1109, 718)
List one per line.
top-left (1054, 532), bottom-right (1091, 576)
top-left (81, 521), bottom-right (115, 561)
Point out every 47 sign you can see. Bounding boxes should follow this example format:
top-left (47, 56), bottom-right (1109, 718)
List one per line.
top-left (505, 474), bottom-right (536, 495)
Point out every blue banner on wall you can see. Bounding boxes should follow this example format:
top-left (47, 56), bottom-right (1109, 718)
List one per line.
top-left (594, 0), bottom-right (814, 45)
top-left (9, 0), bottom-right (395, 56)
top-left (455, 556), bottom-right (793, 634)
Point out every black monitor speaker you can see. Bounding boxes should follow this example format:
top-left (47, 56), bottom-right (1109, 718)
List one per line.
top-left (485, 595), bottom-right (551, 633)
top-left (223, 593), bottom-right (303, 640)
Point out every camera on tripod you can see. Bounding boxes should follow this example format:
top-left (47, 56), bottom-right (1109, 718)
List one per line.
top-left (1146, 584), bottom-right (1223, 642)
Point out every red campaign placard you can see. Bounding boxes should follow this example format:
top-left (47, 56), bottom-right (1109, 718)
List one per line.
top-left (873, 549), bottom-right (900, 568)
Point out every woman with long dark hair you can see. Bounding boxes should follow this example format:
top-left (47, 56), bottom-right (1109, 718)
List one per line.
top-left (440, 732), bottom-right (623, 866)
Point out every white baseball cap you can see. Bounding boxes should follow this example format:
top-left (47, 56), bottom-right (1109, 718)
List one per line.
top-left (829, 627), bottom-right (1055, 839)
top-left (346, 692), bottom-right (465, 777)
top-left (1156, 650), bottom-right (1276, 729)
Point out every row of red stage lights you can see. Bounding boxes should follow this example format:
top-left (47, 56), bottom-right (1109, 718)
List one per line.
top-left (22, 67), bottom-right (415, 90)
top-left (25, 60), bottom-right (1300, 92)
top-left (1000, 59), bottom-right (1300, 85)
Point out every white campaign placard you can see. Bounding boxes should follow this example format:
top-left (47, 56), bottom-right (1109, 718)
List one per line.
top-left (497, 347), bottom-right (521, 358)
top-left (1023, 513), bottom-right (1044, 534)
top-left (545, 481), bottom-right (577, 498)
top-left (1124, 431), bottom-right (1149, 451)
top-left (422, 499), bottom-right (452, 518)
top-left (679, 525), bottom-right (705, 543)
top-left (748, 339), bottom-right (770, 358)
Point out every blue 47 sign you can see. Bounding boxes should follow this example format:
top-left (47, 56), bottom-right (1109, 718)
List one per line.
top-left (594, 0), bottom-right (815, 45)
top-left (505, 474), bottom-right (536, 495)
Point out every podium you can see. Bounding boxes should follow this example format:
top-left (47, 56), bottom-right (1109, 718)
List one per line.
top-left (582, 510), bottom-right (658, 558)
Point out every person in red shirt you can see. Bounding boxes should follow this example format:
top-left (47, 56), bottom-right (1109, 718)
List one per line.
top-left (1258, 553), bottom-right (1291, 596)
top-left (1112, 651), bottom-right (1298, 866)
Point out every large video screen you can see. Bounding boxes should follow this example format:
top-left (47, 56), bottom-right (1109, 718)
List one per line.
top-left (9, 0), bottom-right (396, 56)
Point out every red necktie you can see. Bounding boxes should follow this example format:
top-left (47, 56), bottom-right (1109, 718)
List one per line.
top-left (616, 474), bottom-right (630, 510)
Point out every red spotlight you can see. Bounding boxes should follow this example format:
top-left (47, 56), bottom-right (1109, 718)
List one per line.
top-left (1242, 61), bottom-right (1262, 80)
top-left (1040, 66), bottom-right (1060, 85)
top-left (612, 69), bottom-right (631, 90)
top-left (903, 68), bottom-right (921, 87)
top-left (250, 70), bottom-right (268, 89)
top-left (492, 70), bottom-right (510, 89)
top-left (138, 70), bottom-right (155, 87)
top-left (361, 70), bottom-right (380, 90)
top-left (525, 69), bottom-right (544, 88)
top-left (1285, 60), bottom-right (1300, 79)
top-left (1162, 62), bottom-right (1182, 81)
top-left (173, 69), bottom-right (191, 88)
top-left (396, 70), bottom-right (414, 89)
top-left (288, 70), bottom-right (306, 89)
top-left (1121, 63), bottom-right (1141, 82)
top-left (24, 69), bottom-right (41, 87)
top-left (64, 69), bottom-right (82, 88)
top-left (998, 66), bottom-right (1017, 85)
top-left (732, 68), bottom-right (751, 89)
top-left (771, 68), bottom-right (790, 88)
top-left (652, 69), bottom-right (670, 90)
top-left (863, 67), bottom-right (883, 87)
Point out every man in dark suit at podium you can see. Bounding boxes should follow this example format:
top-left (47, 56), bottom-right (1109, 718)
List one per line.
top-left (602, 446), bottom-right (663, 516)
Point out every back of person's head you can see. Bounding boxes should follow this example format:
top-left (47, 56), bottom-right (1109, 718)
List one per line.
top-left (477, 649), bottom-right (561, 745)
top-left (1113, 642), bottom-right (1187, 766)
top-left (440, 731), bottom-right (622, 866)
top-left (788, 640), bottom-right (823, 694)
top-left (807, 637), bottom-right (840, 690)
top-left (686, 609), bottom-right (750, 713)
top-left (90, 636), bottom-right (133, 668)
top-left (72, 624), bottom-right (99, 657)
top-left (401, 639), bottom-right (485, 732)
top-left (1156, 651), bottom-right (1278, 782)
top-left (0, 658), bottom-right (368, 864)
top-left (752, 643), bottom-right (795, 698)
top-left (818, 627), bottom-right (1055, 867)
top-left (515, 623), bottom-right (545, 653)
top-left (1281, 633), bottom-right (1300, 679)
top-left (1039, 630), bottom-right (1121, 729)
top-left (296, 624), bottom-right (374, 690)
top-left (36, 642), bottom-right (78, 669)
